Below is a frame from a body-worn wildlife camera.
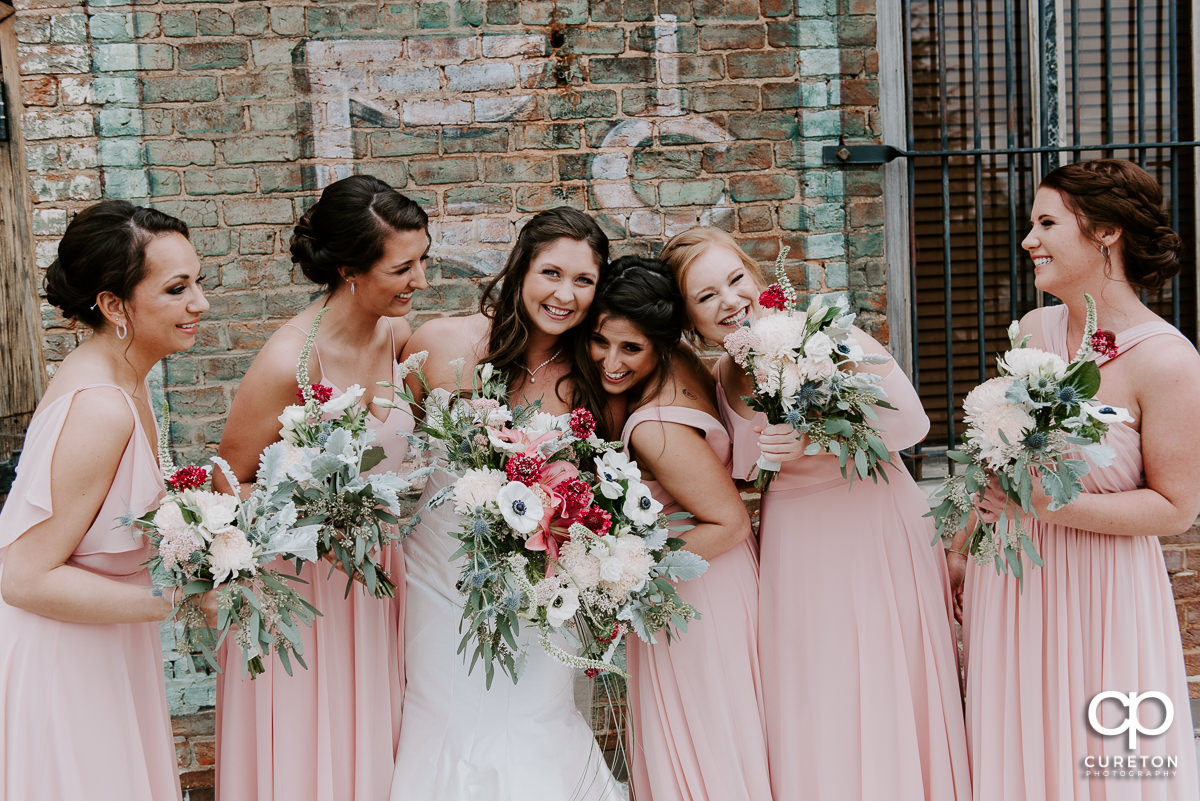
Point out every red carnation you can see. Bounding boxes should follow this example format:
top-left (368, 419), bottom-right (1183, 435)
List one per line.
top-left (1091, 329), bottom-right (1118, 359)
top-left (297, 384), bottom-right (334, 404)
top-left (578, 506), bottom-right (612, 537)
top-left (168, 464), bottom-right (209, 492)
top-left (505, 453), bottom-right (546, 486)
top-left (759, 283), bottom-right (788, 311)
top-left (568, 408), bottom-right (596, 439)
top-left (561, 479), bottom-right (594, 516)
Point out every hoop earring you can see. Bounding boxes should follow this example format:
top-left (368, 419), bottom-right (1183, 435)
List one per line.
top-left (350, 281), bottom-right (355, 296)
top-left (116, 321), bottom-right (128, 340)
top-left (1100, 244), bottom-right (1111, 259)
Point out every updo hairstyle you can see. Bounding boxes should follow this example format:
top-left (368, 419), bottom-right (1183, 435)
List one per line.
top-left (290, 174), bottom-right (429, 290)
top-left (44, 199), bottom-right (189, 329)
top-left (591, 254), bottom-right (687, 376)
top-left (1040, 159), bottom-right (1182, 291)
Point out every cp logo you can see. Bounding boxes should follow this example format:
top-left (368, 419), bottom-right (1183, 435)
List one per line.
top-left (1087, 691), bottom-right (1174, 749)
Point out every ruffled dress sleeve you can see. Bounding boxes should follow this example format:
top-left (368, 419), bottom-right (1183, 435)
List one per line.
top-left (0, 386), bottom-right (164, 561)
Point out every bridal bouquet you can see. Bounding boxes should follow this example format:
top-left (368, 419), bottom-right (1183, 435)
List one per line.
top-left (389, 361), bottom-right (707, 688)
top-left (128, 433), bottom-right (321, 678)
top-left (253, 308), bottom-right (416, 598)
top-left (724, 246), bottom-right (895, 490)
top-left (927, 295), bottom-right (1130, 578)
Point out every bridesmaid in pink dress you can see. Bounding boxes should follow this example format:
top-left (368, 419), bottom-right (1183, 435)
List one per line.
top-left (0, 201), bottom-right (211, 800)
top-left (661, 227), bottom-right (971, 801)
top-left (213, 175), bottom-right (429, 801)
top-left (957, 159), bottom-right (1200, 800)
top-left (581, 255), bottom-right (771, 801)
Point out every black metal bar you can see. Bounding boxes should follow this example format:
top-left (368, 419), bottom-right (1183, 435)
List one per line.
top-left (1103, 0), bottom-right (1113, 152)
top-left (971, 0), bottom-right (986, 383)
top-left (1167, 0), bottom-right (1181, 327)
top-left (1006, 0), bottom-right (1020, 321)
top-left (1070, 0), bottom-right (1079, 145)
top-left (936, 0), bottom-right (955, 449)
top-left (0, 81), bottom-right (8, 143)
top-left (905, 0), bottom-right (922, 458)
top-left (825, 140), bottom-right (1200, 164)
top-left (1136, 0), bottom-right (1146, 167)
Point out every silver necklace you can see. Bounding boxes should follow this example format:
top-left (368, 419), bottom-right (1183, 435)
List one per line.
top-left (523, 349), bottom-right (561, 383)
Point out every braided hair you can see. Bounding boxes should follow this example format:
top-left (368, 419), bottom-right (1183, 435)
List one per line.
top-left (1040, 159), bottom-right (1182, 291)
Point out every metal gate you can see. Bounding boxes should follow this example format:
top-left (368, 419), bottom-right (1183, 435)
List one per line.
top-left (840, 0), bottom-right (1198, 470)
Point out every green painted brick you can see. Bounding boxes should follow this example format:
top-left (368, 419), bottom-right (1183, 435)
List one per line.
top-left (801, 82), bottom-right (828, 108)
top-left (658, 179), bottom-right (723, 207)
top-left (825, 261), bottom-right (849, 288)
top-left (223, 197), bottom-right (295, 226)
top-left (259, 165), bottom-right (306, 194)
top-left (589, 0), bottom-right (623, 22)
top-left (691, 0), bottom-right (725, 20)
top-left (632, 150), bottom-right (701, 180)
top-left (812, 203), bottom-right (845, 229)
top-left (457, 0), bottom-right (484, 26)
top-left (557, 154), bottom-right (592, 181)
top-left (153, 200), bottom-right (219, 228)
top-left (144, 140), bottom-right (217, 167)
top-left (196, 9), bottom-right (233, 36)
top-left (270, 7), bottom-right (305, 35)
top-left (148, 169), bottom-right (181, 197)
top-left (143, 109), bottom-right (174, 137)
top-left (486, 1), bottom-right (518, 24)
top-left (89, 13), bottom-right (133, 41)
top-left (99, 138), bottom-right (142, 167)
top-left (356, 161), bottom-right (407, 189)
top-left (689, 86), bottom-right (759, 113)
top-left (161, 12), bottom-right (197, 37)
top-left (590, 56), bottom-right (654, 84)
top-left (191, 228), bottom-right (231, 257)
top-left (519, 1), bottom-right (553, 24)
top-left (51, 15), bottom-right (88, 44)
top-left (179, 42), bottom-right (247, 71)
top-left (805, 232), bottom-right (845, 259)
top-left (802, 109), bottom-right (842, 138)
top-left (100, 108), bottom-right (141, 137)
top-left (548, 90), bottom-right (618, 120)
top-left (418, 2), bottom-right (450, 28)
top-left (779, 204), bottom-right (806, 230)
top-left (763, 83), bottom-right (802, 110)
top-left (728, 51), bottom-right (795, 79)
top-left (94, 76), bottom-right (139, 104)
top-left (142, 76), bottom-right (218, 104)
top-left (222, 136), bottom-right (299, 164)
top-left (729, 173), bottom-right (796, 202)
top-left (370, 130), bottom-right (439, 158)
top-left (233, 8), bottom-right (269, 35)
top-left (795, 0), bottom-right (834, 15)
top-left (175, 106), bottom-right (243, 135)
top-left (409, 158), bottom-right (478, 185)
top-left (444, 127), bottom-right (509, 154)
top-left (444, 186), bottom-right (511, 215)
top-left (131, 13), bottom-right (159, 38)
top-left (562, 28), bottom-right (625, 55)
top-left (484, 156), bottom-right (553, 183)
top-left (237, 230), bottom-right (277, 256)
top-left (849, 232), bottom-right (883, 259)
top-left (515, 185), bottom-right (586, 212)
top-left (623, 0), bottom-right (654, 20)
top-left (185, 168), bottom-right (257, 196)
top-left (630, 23), bottom-right (697, 53)
top-left (222, 71), bottom-right (293, 101)
top-left (248, 104), bottom-right (297, 132)
top-left (103, 169), bottom-right (150, 199)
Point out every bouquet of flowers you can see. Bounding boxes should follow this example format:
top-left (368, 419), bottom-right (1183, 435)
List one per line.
top-left (128, 424), bottom-right (321, 678)
top-left (389, 360), bottom-right (707, 688)
top-left (927, 295), bottom-right (1130, 578)
top-left (724, 246), bottom-right (895, 491)
top-left (253, 308), bottom-right (417, 598)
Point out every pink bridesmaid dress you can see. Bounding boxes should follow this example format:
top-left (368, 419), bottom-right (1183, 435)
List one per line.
top-left (0, 385), bottom-right (182, 801)
top-left (963, 305), bottom-right (1199, 801)
top-left (718, 361), bottom-right (971, 800)
top-left (620, 405), bottom-right (772, 801)
top-left (217, 344), bottom-right (414, 801)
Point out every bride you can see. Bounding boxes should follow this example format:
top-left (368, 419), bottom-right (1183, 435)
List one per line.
top-left (389, 208), bottom-right (623, 801)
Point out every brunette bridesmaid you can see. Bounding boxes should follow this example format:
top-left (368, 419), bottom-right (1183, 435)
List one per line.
top-left (580, 255), bottom-right (771, 801)
top-left (0, 201), bottom-right (211, 801)
top-left (958, 159), bottom-right (1200, 800)
top-left (214, 175), bottom-right (429, 801)
top-left (662, 228), bottom-right (970, 801)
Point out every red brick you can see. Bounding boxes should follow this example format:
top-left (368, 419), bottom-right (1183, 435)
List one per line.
top-left (21, 76), bottom-right (57, 106)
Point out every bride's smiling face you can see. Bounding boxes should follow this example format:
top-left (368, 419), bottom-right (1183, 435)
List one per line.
top-left (679, 244), bottom-right (761, 344)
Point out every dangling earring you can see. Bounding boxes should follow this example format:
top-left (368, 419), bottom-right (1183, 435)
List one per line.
top-left (350, 281), bottom-right (356, 296)
top-left (1100, 244), bottom-right (1110, 259)
top-left (116, 320), bottom-right (128, 340)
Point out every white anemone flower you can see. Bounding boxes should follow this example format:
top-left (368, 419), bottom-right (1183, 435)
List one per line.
top-left (1082, 402), bottom-right (1134, 425)
top-left (545, 585), bottom-right (580, 627)
top-left (997, 347), bottom-right (1068, 381)
top-left (622, 481), bottom-right (663, 527)
top-left (596, 450), bottom-right (640, 499)
top-left (277, 404), bottom-right (306, 445)
top-left (496, 481), bottom-right (543, 535)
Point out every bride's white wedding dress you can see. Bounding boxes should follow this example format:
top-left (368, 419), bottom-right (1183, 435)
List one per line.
top-left (389, 469), bottom-right (624, 801)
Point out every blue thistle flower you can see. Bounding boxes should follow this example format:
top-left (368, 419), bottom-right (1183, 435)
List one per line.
top-left (1055, 385), bottom-right (1080, 404)
top-left (796, 381), bottom-right (826, 410)
top-left (784, 408), bottom-right (803, 427)
top-left (501, 592), bottom-right (522, 613)
top-left (317, 432), bottom-right (330, 446)
top-left (472, 518), bottom-right (490, 536)
top-left (1022, 430), bottom-right (1048, 450)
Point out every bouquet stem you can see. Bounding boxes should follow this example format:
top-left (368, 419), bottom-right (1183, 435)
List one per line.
top-left (754, 455), bottom-right (781, 492)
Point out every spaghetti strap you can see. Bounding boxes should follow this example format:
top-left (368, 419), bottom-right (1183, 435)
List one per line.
top-left (281, 321), bottom-right (324, 377)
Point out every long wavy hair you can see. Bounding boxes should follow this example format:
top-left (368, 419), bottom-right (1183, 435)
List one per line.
top-left (479, 207), bottom-right (609, 410)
